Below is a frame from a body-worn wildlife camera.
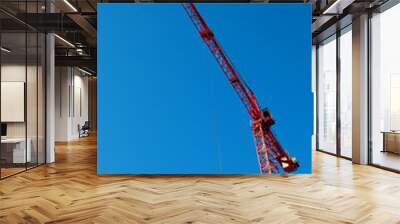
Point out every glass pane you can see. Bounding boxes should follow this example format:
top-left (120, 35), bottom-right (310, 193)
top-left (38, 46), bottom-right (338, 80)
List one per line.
top-left (0, 1), bottom-right (46, 179)
top-left (38, 33), bottom-right (45, 165)
top-left (27, 31), bottom-right (38, 169)
top-left (371, 4), bottom-right (400, 171)
top-left (340, 28), bottom-right (352, 158)
top-left (318, 36), bottom-right (337, 154)
top-left (1, 31), bottom-right (27, 177)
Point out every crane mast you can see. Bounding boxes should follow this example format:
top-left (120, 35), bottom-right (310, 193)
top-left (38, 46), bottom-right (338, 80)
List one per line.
top-left (182, 3), bottom-right (299, 174)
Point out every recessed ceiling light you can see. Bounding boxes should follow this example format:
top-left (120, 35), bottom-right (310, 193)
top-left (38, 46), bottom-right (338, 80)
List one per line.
top-left (54, 34), bottom-right (75, 48)
top-left (78, 67), bottom-right (93, 76)
top-left (322, 0), bottom-right (353, 15)
top-left (1, 47), bottom-right (11, 53)
top-left (63, 0), bottom-right (78, 12)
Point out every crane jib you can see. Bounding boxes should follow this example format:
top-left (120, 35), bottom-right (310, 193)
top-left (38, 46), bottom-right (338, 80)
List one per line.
top-left (182, 3), bottom-right (299, 174)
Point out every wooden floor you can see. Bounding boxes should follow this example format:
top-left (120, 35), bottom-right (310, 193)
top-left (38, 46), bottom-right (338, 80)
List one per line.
top-left (1, 135), bottom-right (400, 224)
top-left (0, 167), bottom-right (26, 178)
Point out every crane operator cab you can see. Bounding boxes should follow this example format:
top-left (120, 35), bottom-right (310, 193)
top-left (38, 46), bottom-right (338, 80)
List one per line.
top-left (262, 108), bottom-right (275, 127)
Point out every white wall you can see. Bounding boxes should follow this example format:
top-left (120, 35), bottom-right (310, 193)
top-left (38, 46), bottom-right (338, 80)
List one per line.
top-left (70, 72), bottom-right (89, 139)
top-left (1, 66), bottom-right (26, 137)
top-left (55, 67), bottom-right (89, 141)
top-left (1, 65), bottom-right (40, 137)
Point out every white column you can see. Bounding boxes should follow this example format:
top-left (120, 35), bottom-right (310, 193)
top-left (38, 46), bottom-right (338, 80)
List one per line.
top-left (46, 1), bottom-right (56, 163)
top-left (46, 33), bottom-right (55, 163)
top-left (352, 14), bottom-right (369, 164)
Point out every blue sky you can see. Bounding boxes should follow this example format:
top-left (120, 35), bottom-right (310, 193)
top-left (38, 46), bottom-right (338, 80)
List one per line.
top-left (98, 3), bottom-right (312, 174)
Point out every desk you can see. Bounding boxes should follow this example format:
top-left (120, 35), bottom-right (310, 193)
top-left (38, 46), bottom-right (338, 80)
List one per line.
top-left (1, 138), bottom-right (31, 163)
top-left (382, 131), bottom-right (400, 154)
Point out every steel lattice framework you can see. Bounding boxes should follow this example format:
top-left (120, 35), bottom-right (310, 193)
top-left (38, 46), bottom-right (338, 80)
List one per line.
top-left (182, 3), bottom-right (299, 174)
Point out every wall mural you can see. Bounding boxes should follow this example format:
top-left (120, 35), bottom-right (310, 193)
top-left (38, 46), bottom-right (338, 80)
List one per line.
top-left (98, 3), bottom-right (312, 174)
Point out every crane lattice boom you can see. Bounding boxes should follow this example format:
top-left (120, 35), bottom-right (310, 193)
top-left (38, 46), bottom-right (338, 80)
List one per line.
top-left (182, 3), bottom-right (299, 174)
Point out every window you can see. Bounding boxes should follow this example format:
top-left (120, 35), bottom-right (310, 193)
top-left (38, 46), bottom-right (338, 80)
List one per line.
top-left (317, 35), bottom-right (337, 154)
top-left (371, 3), bottom-right (400, 171)
top-left (339, 27), bottom-right (352, 158)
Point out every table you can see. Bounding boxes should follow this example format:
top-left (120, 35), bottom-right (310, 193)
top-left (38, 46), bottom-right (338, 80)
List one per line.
top-left (382, 131), bottom-right (400, 154)
top-left (1, 138), bottom-right (32, 164)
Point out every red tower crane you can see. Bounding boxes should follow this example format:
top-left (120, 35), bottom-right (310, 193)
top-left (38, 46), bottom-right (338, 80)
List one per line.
top-left (182, 3), bottom-right (299, 174)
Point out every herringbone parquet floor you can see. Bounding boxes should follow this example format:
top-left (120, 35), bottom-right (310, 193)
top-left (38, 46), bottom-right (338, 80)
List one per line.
top-left (1, 135), bottom-right (400, 224)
